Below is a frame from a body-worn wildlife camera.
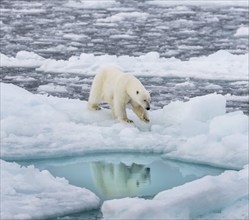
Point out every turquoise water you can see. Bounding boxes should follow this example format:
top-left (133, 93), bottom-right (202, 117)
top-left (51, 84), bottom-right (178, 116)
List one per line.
top-left (19, 153), bottom-right (226, 219)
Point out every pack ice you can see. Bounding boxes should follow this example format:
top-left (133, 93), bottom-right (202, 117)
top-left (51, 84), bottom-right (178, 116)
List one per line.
top-left (1, 81), bottom-right (248, 219)
top-left (102, 165), bottom-right (249, 219)
top-left (1, 50), bottom-right (248, 80)
top-left (1, 58), bottom-right (248, 219)
top-left (1, 160), bottom-right (100, 219)
top-left (1, 82), bottom-right (248, 169)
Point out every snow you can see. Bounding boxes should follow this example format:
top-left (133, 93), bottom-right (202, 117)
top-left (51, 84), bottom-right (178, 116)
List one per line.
top-left (199, 195), bottom-right (249, 220)
top-left (147, 0), bottom-right (249, 7)
top-left (37, 83), bottom-right (68, 93)
top-left (0, 160), bottom-right (100, 220)
top-left (1, 83), bottom-right (248, 169)
top-left (0, 51), bottom-right (45, 68)
top-left (1, 50), bottom-right (248, 80)
top-left (97, 12), bottom-right (149, 23)
top-left (234, 26), bottom-right (249, 37)
top-left (1, 47), bottom-right (248, 218)
top-left (63, 33), bottom-right (88, 41)
top-left (225, 94), bottom-right (249, 102)
top-left (65, 0), bottom-right (118, 9)
top-left (102, 165), bottom-right (249, 219)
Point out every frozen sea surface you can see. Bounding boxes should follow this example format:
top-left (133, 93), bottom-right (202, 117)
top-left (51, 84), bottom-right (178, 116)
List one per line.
top-left (1, 0), bottom-right (248, 219)
top-left (1, 83), bottom-right (248, 169)
top-left (1, 82), bottom-right (248, 220)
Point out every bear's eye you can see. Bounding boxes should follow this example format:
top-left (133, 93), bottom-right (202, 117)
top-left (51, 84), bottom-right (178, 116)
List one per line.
top-left (144, 100), bottom-right (146, 102)
top-left (136, 91), bottom-right (139, 94)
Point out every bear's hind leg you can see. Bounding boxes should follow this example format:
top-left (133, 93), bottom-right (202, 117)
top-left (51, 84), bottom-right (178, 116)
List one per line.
top-left (88, 93), bottom-right (101, 110)
top-left (88, 72), bottom-right (105, 111)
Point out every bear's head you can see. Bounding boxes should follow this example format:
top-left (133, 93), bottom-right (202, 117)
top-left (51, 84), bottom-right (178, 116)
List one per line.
top-left (134, 89), bottom-right (151, 110)
top-left (126, 75), bottom-right (151, 110)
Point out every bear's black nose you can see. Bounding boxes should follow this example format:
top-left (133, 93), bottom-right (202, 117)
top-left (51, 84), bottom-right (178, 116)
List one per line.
top-left (146, 107), bottom-right (150, 110)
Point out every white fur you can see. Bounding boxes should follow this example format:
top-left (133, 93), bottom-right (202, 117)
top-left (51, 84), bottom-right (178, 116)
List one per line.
top-left (88, 67), bottom-right (151, 123)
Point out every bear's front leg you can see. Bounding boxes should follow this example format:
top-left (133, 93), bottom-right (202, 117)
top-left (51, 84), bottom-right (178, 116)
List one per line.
top-left (114, 98), bottom-right (133, 123)
top-left (131, 103), bottom-right (150, 123)
top-left (123, 118), bottom-right (134, 123)
top-left (88, 103), bottom-right (101, 111)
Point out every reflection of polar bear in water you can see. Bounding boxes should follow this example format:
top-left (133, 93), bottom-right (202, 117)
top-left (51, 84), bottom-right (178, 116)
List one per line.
top-left (90, 162), bottom-right (151, 198)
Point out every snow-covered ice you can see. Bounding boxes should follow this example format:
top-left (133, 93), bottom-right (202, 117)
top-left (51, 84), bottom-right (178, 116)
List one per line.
top-left (1, 48), bottom-right (248, 220)
top-left (147, 0), bottom-right (249, 7)
top-left (1, 160), bottom-right (100, 220)
top-left (1, 83), bottom-right (248, 169)
top-left (65, 0), bottom-right (118, 9)
top-left (1, 50), bottom-right (248, 80)
top-left (0, 51), bottom-right (45, 68)
top-left (37, 83), bottom-right (67, 94)
top-left (234, 26), bottom-right (249, 37)
top-left (97, 12), bottom-right (149, 23)
top-left (102, 165), bottom-right (248, 220)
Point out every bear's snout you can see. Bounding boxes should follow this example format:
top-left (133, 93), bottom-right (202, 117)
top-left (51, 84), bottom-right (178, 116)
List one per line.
top-left (145, 103), bottom-right (150, 110)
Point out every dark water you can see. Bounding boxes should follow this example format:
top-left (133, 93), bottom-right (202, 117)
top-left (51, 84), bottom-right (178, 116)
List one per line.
top-left (0, 0), bottom-right (248, 60)
top-left (19, 154), bottom-right (226, 220)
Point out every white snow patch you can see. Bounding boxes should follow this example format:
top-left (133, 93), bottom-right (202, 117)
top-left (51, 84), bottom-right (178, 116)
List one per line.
top-left (110, 34), bottom-right (137, 40)
top-left (36, 44), bottom-right (78, 53)
top-left (37, 83), bottom-right (67, 93)
top-left (225, 94), bottom-right (249, 102)
top-left (234, 26), bottom-right (249, 37)
top-left (204, 83), bottom-right (222, 90)
top-left (1, 83), bottom-right (248, 169)
top-left (102, 165), bottom-right (249, 219)
top-left (63, 33), bottom-right (88, 41)
top-left (174, 81), bottom-right (195, 88)
top-left (1, 8), bottom-right (46, 14)
top-left (0, 160), bottom-right (100, 220)
top-left (1, 50), bottom-right (248, 80)
top-left (199, 195), bottom-right (249, 220)
top-left (0, 51), bottom-right (45, 67)
top-left (65, 0), bottom-right (118, 9)
top-left (147, 0), bottom-right (248, 7)
top-left (97, 12), bottom-right (149, 23)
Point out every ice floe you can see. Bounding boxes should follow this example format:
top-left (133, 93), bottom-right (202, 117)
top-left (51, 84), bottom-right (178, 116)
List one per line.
top-left (37, 83), bottom-right (68, 93)
top-left (65, 0), bottom-right (118, 9)
top-left (102, 165), bottom-right (248, 219)
top-left (97, 12), bottom-right (149, 23)
top-left (147, 0), bottom-right (249, 7)
top-left (234, 26), bottom-right (249, 37)
top-left (1, 83), bottom-right (248, 169)
top-left (1, 160), bottom-right (100, 220)
top-left (1, 50), bottom-right (248, 80)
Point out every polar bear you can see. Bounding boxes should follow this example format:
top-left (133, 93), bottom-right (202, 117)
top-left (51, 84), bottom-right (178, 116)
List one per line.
top-left (88, 66), bottom-right (151, 123)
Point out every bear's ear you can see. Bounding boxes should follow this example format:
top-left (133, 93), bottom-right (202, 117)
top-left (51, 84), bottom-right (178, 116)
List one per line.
top-left (136, 91), bottom-right (139, 94)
